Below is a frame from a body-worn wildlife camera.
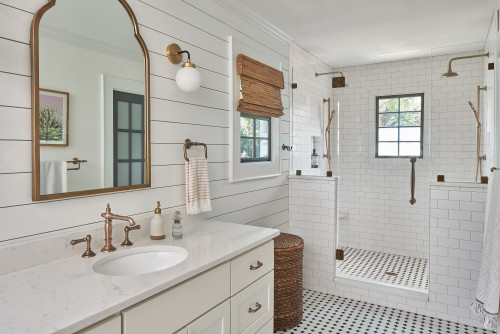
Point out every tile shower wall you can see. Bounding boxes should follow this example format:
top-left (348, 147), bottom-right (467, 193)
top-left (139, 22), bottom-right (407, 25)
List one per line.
top-left (289, 43), bottom-right (334, 176)
top-left (335, 51), bottom-right (485, 259)
top-left (0, 0), bottom-right (290, 243)
top-left (288, 176), bottom-right (337, 292)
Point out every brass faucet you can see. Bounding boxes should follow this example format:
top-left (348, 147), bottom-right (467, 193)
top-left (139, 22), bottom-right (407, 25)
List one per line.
top-left (101, 203), bottom-right (136, 252)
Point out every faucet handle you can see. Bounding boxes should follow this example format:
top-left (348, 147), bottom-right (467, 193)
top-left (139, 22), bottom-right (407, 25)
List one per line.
top-left (70, 235), bottom-right (96, 258)
top-left (121, 225), bottom-right (141, 247)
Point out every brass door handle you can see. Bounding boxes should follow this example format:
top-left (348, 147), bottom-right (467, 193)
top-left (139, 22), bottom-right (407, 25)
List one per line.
top-left (248, 302), bottom-right (262, 313)
top-left (249, 261), bottom-right (263, 270)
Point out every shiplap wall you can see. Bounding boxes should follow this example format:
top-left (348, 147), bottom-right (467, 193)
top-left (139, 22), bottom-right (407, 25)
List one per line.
top-left (0, 0), bottom-right (290, 243)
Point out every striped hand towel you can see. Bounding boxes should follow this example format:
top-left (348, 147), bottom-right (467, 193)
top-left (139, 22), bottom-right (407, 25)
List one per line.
top-left (470, 170), bottom-right (500, 330)
top-left (185, 157), bottom-right (212, 215)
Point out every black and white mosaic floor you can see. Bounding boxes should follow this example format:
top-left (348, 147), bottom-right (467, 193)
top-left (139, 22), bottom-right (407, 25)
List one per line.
top-left (336, 247), bottom-right (429, 292)
top-left (275, 290), bottom-right (494, 334)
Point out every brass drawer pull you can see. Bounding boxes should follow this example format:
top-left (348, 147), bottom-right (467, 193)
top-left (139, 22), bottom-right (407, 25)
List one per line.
top-left (249, 261), bottom-right (263, 270)
top-left (248, 302), bottom-right (262, 313)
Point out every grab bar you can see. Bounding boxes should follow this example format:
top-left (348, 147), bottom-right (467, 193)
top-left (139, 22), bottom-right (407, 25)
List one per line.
top-left (409, 157), bottom-right (416, 205)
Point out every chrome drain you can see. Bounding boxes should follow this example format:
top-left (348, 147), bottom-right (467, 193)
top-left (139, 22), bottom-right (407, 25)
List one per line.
top-left (385, 271), bottom-right (397, 276)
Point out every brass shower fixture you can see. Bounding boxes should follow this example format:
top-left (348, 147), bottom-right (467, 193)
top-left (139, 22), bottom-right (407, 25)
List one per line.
top-left (315, 71), bottom-right (345, 77)
top-left (441, 52), bottom-right (489, 78)
top-left (468, 86), bottom-right (487, 182)
top-left (315, 71), bottom-right (347, 88)
top-left (323, 98), bottom-right (336, 173)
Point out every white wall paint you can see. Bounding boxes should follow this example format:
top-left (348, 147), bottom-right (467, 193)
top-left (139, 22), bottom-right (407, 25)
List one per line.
top-left (0, 0), bottom-right (290, 243)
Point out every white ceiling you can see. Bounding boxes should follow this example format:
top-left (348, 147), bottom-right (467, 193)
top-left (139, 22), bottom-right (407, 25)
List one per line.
top-left (221, 0), bottom-right (495, 65)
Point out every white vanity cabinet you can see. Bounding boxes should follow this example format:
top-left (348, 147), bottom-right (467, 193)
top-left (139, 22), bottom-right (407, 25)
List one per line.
top-left (187, 299), bottom-right (230, 334)
top-left (120, 240), bottom-right (274, 334)
top-left (122, 263), bottom-right (230, 334)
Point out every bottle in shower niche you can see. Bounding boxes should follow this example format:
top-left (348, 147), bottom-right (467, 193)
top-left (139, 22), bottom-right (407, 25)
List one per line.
top-left (172, 211), bottom-right (183, 240)
top-left (311, 149), bottom-right (319, 168)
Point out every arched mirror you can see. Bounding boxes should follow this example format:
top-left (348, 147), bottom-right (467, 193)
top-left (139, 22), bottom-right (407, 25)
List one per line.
top-left (31, 0), bottom-right (150, 201)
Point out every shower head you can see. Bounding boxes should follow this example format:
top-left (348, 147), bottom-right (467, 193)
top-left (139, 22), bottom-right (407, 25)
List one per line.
top-left (316, 71), bottom-right (348, 88)
top-left (441, 69), bottom-right (458, 78)
top-left (468, 101), bottom-right (481, 126)
top-left (442, 52), bottom-right (489, 78)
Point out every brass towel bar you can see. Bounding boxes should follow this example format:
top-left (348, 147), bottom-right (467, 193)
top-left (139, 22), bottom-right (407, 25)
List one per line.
top-left (183, 139), bottom-right (208, 162)
top-left (67, 157), bottom-right (87, 171)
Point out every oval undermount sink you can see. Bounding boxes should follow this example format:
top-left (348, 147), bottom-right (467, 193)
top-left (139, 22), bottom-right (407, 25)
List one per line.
top-left (92, 245), bottom-right (188, 276)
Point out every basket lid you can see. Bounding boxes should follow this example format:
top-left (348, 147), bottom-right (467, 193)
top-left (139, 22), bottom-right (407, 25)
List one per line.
top-left (274, 232), bottom-right (303, 249)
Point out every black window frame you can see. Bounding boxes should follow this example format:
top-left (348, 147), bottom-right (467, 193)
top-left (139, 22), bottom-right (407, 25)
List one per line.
top-left (240, 113), bottom-right (272, 163)
top-left (375, 93), bottom-right (424, 158)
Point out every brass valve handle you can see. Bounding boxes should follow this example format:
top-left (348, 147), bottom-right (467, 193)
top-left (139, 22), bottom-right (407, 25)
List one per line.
top-left (248, 302), bottom-right (262, 313)
top-left (249, 261), bottom-right (263, 270)
top-left (121, 225), bottom-right (141, 247)
top-left (70, 235), bottom-right (96, 258)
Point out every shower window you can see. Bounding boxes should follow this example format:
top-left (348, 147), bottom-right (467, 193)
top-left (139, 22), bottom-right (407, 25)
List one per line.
top-left (240, 113), bottom-right (271, 162)
top-left (376, 93), bottom-right (424, 158)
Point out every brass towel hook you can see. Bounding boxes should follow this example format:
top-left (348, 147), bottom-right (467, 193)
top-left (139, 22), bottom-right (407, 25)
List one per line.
top-left (184, 139), bottom-right (208, 161)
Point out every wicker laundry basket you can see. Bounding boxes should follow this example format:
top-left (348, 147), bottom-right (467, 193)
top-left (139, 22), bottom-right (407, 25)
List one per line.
top-left (273, 232), bottom-right (304, 331)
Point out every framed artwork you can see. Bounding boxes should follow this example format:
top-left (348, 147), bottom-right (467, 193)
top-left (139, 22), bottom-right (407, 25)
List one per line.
top-left (39, 88), bottom-right (69, 146)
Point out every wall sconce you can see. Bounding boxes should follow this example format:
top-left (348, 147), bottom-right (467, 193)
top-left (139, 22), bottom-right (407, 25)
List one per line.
top-left (166, 43), bottom-right (202, 93)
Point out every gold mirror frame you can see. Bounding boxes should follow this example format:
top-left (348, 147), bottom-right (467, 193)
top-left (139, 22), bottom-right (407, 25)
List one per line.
top-left (30, 0), bottom-right (151, 201)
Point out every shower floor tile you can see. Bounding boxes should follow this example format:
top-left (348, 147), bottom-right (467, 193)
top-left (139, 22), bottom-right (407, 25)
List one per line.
top-left (275, 290), bottom-right (494, 334)
top-left (336, 247), bottom-right (429, 292)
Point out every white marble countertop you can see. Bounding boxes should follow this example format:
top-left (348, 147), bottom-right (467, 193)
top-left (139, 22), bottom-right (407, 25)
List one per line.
top-left (0, 221), bottom-right (279, 334)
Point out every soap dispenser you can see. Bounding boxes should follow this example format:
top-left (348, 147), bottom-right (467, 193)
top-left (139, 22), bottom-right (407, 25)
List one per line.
top-left (172, 211), bottom-right (183, 240)
top-left (150, 201), bottom-right (165, 240)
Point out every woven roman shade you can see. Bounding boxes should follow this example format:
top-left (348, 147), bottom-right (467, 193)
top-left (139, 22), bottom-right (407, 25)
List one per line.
top-left (237, 54), bottom-right (285, 118)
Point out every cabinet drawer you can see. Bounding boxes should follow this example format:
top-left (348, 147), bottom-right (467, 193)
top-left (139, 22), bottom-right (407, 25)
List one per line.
top-left (231, 241), bottom-right (273, 295)
top-left (122, 263), bottom-right (230, 334)
top-left (231, 271), bottom-right (274, 334)
top-left (256, 319), bottom-right (273, 334)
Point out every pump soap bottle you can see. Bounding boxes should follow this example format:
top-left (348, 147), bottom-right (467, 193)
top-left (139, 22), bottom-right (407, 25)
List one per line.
top-left (150, 201), bottom-right (165, 240)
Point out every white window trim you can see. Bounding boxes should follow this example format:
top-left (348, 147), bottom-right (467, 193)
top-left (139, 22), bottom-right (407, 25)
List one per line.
top-left (228, 36), bottom-right (282, 183)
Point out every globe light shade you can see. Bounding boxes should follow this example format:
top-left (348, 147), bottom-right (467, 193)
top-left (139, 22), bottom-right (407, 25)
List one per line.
top-left (176, 66), bottom-right (201, 93)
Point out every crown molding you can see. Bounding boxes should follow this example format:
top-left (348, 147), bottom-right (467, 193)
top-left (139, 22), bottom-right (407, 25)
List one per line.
top-left (211, 0), bottom-right (294, 45)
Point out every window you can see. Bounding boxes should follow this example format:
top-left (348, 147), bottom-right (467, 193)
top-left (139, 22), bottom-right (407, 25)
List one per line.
top-left (376, 93), bottom-right (424, 158)
top-left (240, 113), bottom-right (271, 162)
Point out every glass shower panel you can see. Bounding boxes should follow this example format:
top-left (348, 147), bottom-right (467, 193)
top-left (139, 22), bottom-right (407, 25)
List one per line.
top-left (290, 62), bottom-right (339, 176)
top-left (431, 42), bottom-right (494, 182)
top-left (334, 53), bottom-right (431, 293)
